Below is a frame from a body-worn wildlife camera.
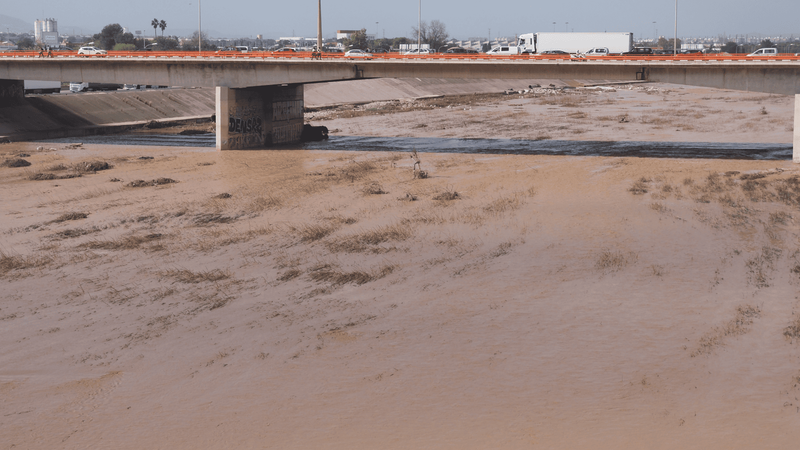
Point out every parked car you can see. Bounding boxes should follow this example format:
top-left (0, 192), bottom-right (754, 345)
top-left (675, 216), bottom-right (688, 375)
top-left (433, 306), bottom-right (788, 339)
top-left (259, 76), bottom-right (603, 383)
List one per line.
top-left (486, 46), bottom-right (520, 55)
top-left (344, 49), bottom-right (373, 58)
top-left (584, 47), bottom-right (610, 57)
top-left (274, 47), bottom-right (296, 53)
top-left (77, 46), bottom-right (107, 55)
top-left (748, 48), bottom-right (777, 56)
top-left (403, 48), bottom-right (433, 55)
top-left (623, 47), bottom-right (654, 55)
top-left (445, 47), bottom-right (478, 54)
top-left (540, 50), bottom-right (569, 55)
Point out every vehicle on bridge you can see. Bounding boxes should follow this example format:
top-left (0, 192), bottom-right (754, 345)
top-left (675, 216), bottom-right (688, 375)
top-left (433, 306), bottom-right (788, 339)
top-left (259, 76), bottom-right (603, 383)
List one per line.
top-left (486, 46), bottom-right (520, 56)
top-left (748, 48), bottom-right (777, 56)
top-left (77, 46), bottom-right (107, 56)
top-left (403, 48), bottom-right (433, 55)
top-left (584, 47), bottom-right (610, 57)
top-left (445, 47), bottom-right (479, 54)
top-left (518, 32), bottom-right (633, 55)
top-left (344, 49), bottom-right (373, 58)
top-left (623, 47), bottom-right (654, 55)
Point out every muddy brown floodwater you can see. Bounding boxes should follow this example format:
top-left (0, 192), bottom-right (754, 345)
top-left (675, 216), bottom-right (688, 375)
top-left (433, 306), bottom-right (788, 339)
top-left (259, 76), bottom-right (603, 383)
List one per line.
top-left (1, 82), bottom-right (799, 449)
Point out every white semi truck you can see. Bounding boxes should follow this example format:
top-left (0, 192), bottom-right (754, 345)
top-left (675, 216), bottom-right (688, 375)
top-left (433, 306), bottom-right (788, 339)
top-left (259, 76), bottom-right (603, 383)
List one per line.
top-left (517, 32), bottom-right (633, 55)
top-left (24, 80), bottom-right (62, 94)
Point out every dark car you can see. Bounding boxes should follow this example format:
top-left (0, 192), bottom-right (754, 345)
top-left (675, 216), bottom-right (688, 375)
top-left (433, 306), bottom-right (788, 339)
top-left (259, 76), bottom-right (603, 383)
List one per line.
top-left (623, 47), bottom-right (654, 55)
top-left (445, 47), bottom-right (478, 54)
top-left (541, 50), bottom-right (569, 55)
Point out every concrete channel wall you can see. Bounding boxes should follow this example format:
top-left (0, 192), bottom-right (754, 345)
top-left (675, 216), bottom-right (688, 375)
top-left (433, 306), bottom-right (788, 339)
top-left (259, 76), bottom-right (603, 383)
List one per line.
top-left (0, 78), bottom-right (574, 141)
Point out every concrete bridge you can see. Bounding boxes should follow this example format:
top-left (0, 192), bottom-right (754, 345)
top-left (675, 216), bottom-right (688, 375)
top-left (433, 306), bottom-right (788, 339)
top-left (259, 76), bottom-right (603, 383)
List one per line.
top-left (1, 55), bottom-right (799, 161)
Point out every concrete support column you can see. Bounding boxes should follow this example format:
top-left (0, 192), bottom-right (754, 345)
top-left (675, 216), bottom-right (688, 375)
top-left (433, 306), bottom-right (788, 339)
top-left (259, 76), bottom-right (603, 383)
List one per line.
top-left (0, 80), bottom-right (24, 106)
top-left (216, 84), bottom-right (304, 150)
top-left (795, 94), bottom-right (800, 163)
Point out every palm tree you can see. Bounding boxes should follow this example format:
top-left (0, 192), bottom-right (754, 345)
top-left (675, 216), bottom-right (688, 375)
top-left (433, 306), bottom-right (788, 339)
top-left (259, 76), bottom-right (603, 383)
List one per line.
top-left (159, 20), bottom-right (167, 37)
top-left (151, 18), bottom-right (159, 39)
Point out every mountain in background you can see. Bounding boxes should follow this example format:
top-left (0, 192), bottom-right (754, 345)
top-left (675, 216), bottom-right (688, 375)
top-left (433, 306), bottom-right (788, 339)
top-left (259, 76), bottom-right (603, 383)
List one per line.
top-left (0, 14), bottom-right (34, 34)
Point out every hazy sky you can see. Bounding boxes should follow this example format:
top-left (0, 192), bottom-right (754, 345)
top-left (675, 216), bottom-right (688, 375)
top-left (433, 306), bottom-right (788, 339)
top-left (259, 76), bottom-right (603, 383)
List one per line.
top-left (5, 0), bottom-right (800, 40)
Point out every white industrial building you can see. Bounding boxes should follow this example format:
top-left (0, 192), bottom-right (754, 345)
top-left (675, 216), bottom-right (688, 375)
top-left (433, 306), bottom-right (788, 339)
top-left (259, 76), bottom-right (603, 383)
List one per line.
top-left (34, 18), bottom-right (59, 47)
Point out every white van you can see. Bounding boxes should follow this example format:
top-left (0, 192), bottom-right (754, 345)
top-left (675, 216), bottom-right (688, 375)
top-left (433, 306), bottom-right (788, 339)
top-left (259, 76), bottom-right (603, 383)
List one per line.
top-left (584, 47), bottom-right (609, 57)
top-left (747, 48), bottom-right (777, 56)
top-left (486, 46), bottom-right (519, 56)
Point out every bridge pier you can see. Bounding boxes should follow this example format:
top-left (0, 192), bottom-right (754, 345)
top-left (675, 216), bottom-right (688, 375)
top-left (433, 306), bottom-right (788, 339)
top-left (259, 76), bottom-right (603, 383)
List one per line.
top-left (795, 95), bottom-right (800, 163)
top-left (215, 84), bottom-right (304, 150)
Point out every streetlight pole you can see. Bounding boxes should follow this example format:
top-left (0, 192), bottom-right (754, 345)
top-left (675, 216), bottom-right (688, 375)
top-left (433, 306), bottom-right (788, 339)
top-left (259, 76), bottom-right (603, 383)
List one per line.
top-left (552, 22), bottom-right (555, 32)
top-left (674, 0), bottom-right (677, 56)
top-left (565, 22), bottom-right (568, 32)
top-left (316, 0), bottom-right (322, 51)
top-left (417, 0), bottom-right (421, 52)
top-left (198, 0), bottom-right (201, 55)
top-left (653, 21), bottom-right (656, 45)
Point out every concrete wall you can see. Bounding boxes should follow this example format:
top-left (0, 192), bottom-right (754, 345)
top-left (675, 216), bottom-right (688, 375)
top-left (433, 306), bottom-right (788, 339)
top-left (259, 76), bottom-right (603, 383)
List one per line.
top-left (216, 84), bottom-right (303, 150)
top-left (0, 79), bottom-right (23, 105)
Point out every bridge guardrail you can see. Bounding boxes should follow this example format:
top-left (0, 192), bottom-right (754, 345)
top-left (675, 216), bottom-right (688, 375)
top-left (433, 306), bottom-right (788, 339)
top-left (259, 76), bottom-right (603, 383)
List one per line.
top-left (3, 49), bottom-right (800, 62)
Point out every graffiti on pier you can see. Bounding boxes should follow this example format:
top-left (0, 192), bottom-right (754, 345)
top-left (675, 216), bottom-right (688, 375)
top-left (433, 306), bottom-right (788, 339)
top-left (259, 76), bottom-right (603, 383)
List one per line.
top-left (228, 116), bottom-right (263, 134)
top-left (272, 123), bottom-right (304, 144)
top-left (272, 100), bottom-right (303, 122)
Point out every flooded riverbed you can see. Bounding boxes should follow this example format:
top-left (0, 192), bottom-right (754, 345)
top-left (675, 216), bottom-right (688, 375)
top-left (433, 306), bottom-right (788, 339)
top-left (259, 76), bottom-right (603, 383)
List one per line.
top-left (45, 134), bottom-right (793, 160)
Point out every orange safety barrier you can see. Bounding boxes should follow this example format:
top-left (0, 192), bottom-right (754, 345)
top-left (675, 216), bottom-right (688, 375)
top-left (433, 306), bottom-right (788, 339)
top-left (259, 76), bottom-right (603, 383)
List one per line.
top-left (3, 49), bottom-right (800, 62)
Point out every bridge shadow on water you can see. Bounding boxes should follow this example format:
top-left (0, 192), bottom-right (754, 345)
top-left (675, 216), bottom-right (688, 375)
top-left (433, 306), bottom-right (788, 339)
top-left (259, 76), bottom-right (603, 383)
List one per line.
top-left (45, 134), bottom-right (792, 161)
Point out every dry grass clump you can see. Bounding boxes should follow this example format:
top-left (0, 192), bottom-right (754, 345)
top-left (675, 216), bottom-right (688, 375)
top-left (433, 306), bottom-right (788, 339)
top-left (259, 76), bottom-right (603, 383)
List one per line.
top-left (629, 178), bottom-right (649, 195)
top-left (126, 178), bottom-right (177, 187)
top-left (291, 223), bottom-right (339, 243)
top-left (769, 211), bottom-right (792, 225)
top-left (52, 227), bottom-right (99, 239)
top-left (326, 223), bottom-right (413, 253)
top-left (74, 161), bottom-right (111, 172)
top-left (746, 246), bottom-right (782, 288)
top-left (433, 190), bottom-right (460, 201)
top-left (307, 263), bottom-right (395, 285)
top-left (362, 182), bottom-right (388, 195)
top-left (740, 172), bottom-right (767, 181)
top-left (193, 214), bottom-right (237, 226)
top-left (51, 212), bottom-right (89, 223)
top-left (277, 269), bottom-right (302, 282)
top-left (649, 202), bottom-right (668, 212)
top-left (776, 175), bottom-right (800, 207)
top-left (80, 233), bottom-right (163, 250)
top-left (2, 158), bottom-right (31, 168)
top-left (0, 250), bottom-right (53, 277)
top-left (248, 195), bottom-right (282, 211)
top-left (339, 160), bottom-right (379, 182)
top-left (213, 193), bottom-right (232, 199)
top-left (28, 172), bottom-right (81, 180)
top-left (483, 192), bottom-right (525, 215)
top-left (161, 268), bottom-right (231, 283)
top-left (784, 317), bottom-right (800, 343)
top-left (692, 305), bottom-right (761, 357)
top-left (595, 250), bottom-right (635, 272)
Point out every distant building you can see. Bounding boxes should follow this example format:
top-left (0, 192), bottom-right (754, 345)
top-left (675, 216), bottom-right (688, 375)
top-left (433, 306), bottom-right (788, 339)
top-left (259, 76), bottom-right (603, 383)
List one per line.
top-left (336, 30), bottom-right (375, 41)
top-left (34, 18), bottom-right (59, 47)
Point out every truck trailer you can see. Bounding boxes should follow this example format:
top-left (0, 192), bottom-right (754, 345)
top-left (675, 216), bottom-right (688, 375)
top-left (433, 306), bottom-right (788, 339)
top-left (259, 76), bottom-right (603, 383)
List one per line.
top-left (517, 32), bottom-right (633, 55)
top-left (24, 80), bottom-right (62, 94)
